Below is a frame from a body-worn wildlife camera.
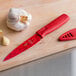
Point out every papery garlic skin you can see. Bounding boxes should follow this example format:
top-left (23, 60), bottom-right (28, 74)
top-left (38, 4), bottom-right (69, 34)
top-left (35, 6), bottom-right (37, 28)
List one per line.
top-left (7, 8), bottom-right (32, 31)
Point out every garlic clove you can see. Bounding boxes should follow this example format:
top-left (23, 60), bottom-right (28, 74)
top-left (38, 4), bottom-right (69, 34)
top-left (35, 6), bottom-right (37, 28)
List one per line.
top-left (0, 29), bottom-right (3, 38)
top-left (0, 29), bottom-right (2, 32)
top-left (0, 29), bottom-right (3, 35)
top-left (0, 30), bottom-right (3, 44)
top-left (2, 36), bottom-right (10, 46)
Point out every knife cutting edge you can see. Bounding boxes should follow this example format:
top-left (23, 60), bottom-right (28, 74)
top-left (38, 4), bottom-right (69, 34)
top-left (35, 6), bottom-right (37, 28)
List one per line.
top-left (3, 14), bottom-right (70, 61)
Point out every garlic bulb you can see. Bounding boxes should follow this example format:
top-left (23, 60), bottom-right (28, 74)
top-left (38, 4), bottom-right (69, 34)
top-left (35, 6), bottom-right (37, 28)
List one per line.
top-left (7, 8), bottom-right (32, 31)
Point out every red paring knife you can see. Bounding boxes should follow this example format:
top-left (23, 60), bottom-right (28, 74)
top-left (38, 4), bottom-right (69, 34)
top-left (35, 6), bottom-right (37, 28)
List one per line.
top-left (3, 14), bottom-right (70, 61)
top-left (59, 28), bottom-right (76, 41)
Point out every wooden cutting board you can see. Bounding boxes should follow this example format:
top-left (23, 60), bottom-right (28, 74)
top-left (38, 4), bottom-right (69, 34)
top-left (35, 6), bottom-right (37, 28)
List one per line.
top-left (0, 0), bottom-right (76, 71)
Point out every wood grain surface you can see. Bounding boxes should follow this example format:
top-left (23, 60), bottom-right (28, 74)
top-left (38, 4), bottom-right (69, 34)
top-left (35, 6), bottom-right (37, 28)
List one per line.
top-left (0, 0), bottom-right (76, 71)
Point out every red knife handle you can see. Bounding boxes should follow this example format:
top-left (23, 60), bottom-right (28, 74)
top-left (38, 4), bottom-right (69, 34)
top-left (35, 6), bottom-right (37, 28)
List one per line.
top-left (36, 14), bottom-right (70, 38)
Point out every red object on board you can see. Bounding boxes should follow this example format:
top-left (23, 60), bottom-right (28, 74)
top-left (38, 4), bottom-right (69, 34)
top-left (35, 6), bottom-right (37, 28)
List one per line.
top-left (59, 28), bottom-right (76, 41)
top-left (4, 14), bottom-right (70, 61)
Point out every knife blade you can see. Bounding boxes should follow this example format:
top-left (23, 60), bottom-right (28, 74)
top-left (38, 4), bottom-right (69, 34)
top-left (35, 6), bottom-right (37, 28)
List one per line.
top-left (3, 14), bottom-right (70, 61)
